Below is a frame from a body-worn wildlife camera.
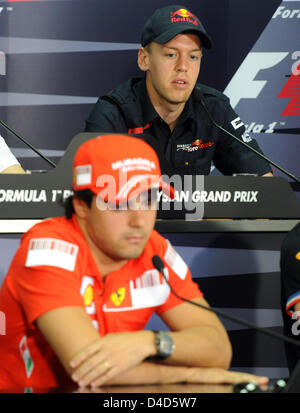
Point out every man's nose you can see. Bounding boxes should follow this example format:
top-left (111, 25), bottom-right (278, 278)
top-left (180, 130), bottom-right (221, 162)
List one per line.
top-left (128, 207), bottom-right (146, 228)
top-left (176, 54), bottom-right (189, 71)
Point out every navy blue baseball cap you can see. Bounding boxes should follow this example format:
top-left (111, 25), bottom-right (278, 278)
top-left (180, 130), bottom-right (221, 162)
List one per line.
top-left (141, 5), bottom-right (212, 49)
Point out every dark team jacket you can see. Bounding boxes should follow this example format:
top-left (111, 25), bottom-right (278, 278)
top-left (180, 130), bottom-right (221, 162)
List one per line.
top-left (85, 77), bottom-right (271, 176)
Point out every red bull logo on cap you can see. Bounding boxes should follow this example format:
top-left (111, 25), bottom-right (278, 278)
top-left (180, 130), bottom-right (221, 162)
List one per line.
top-left (170, 8), bottom-right (198, 26)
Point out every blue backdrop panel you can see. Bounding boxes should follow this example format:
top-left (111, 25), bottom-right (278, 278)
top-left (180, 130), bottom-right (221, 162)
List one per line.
top-left (0, 0), bottom-right (288, 173)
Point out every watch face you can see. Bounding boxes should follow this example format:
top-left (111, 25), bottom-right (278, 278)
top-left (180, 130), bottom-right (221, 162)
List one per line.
top-left (157, 331), bottom-right (174, 358)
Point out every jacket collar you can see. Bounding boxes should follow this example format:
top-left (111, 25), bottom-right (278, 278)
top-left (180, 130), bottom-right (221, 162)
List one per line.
top-left (133, 77), bottom-right (197, 126)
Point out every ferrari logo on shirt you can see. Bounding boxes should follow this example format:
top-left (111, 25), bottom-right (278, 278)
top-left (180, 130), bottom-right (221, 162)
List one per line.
top-left (103, 270), bottom-right (170, 312)
top-left (110, 288), bottom-right (126, 306)
top-left (80, 276), bottom-right (96, 315)
top-left (83, 285), bottom-right (94, 307)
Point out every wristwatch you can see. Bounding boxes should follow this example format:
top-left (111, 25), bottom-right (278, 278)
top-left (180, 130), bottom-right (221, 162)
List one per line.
top-left (154, 330), bottom-right (175, 359)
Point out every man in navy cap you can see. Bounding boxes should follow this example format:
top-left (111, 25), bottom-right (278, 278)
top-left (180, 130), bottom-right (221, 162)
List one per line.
top-left (84, 5), bottom-right (272, 177)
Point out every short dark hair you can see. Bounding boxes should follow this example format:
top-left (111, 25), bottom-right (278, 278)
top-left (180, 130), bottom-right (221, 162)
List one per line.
top-left (64, 189), bottom-right (94, 219)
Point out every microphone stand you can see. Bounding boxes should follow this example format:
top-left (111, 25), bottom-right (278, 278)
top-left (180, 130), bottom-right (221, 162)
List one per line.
top-left (196, 87), bottom-right (300, 185)
top-left (0, 119), bottom-right (56, 168)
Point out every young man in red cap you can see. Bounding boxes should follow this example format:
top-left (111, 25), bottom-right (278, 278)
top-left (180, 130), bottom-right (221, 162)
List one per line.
top-left (0, 135), bottom-right (268, 390)
top-left (84, 5), bottom-right (272, 178)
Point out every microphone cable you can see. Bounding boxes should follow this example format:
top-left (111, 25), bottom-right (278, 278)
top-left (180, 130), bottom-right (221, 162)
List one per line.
top-left (152, 255), bottom-right (300, 349)
top-left (196, 86), bottom-right (300, 185)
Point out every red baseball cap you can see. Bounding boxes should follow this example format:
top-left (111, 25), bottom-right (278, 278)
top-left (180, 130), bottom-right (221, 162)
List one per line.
top-left (72, 134), bottom-right (175, 204)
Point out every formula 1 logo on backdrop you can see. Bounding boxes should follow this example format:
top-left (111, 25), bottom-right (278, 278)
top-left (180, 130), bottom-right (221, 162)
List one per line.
top-left (224, 0), bottom-right (300, 136)
top-left (223, 0), bottom-right (300, 180)
top-left (225, 50), bottom-right (300, 134)
top-left (224, 52), bottom-right (289, 110)
top-left (278, 51), bottom-right (300, 116)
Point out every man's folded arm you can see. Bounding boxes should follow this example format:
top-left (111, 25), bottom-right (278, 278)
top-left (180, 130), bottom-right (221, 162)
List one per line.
top-left (35, 293), bottom-right (232, 387)
top-left (158, 297), bottom-right (232, 369)
top-left (35, 303), bottom-right (262, 388)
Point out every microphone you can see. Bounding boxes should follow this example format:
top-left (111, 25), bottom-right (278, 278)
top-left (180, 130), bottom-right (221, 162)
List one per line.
top-left (152, 254), bottom-right (300, 349)
top-left (195, 87), bottom-right (300, 185)
top-left (0, 119), bottom-right (56, 168)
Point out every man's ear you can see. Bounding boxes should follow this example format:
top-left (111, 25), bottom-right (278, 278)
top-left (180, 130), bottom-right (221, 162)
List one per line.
top-left (72, 196), bottom-right (89, 219)
top-left (137, 47), bottom-right (150, 72)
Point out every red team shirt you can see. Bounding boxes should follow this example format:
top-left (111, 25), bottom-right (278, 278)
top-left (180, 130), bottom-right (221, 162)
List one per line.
top-left (0, 215), bottom-right (202, 390)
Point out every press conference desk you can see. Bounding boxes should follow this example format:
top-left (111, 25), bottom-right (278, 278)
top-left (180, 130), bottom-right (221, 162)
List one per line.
top-left (1, 132), bottom-right (300, 223)
top-left (0, 383), bottom-right (233, 394)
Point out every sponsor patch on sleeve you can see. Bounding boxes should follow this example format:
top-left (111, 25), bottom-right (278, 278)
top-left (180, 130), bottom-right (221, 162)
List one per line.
top-left (19, 335), bottom-right (34, 378)
top-left (25, 238), bottom-right (78, 271)
top-left (231, 117), bottom-right (244, 130)
top-left (164, 242), bottom-right (188, 280)
top-left (286, 291), bottom-right (300, 317)
top-left (241, 131), bottom-right (253, 143)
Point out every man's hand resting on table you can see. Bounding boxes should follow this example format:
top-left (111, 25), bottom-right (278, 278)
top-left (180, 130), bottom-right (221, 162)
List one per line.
top-left (70, 331), bottom-right (157, 388)
top-left (68, 332), bottom-right (268, 389)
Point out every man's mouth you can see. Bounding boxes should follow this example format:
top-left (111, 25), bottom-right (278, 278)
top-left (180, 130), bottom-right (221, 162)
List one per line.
top-left (124, 234), bottom-right (145, 244)
top-left (172, 79), bottom-right (189, 88)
